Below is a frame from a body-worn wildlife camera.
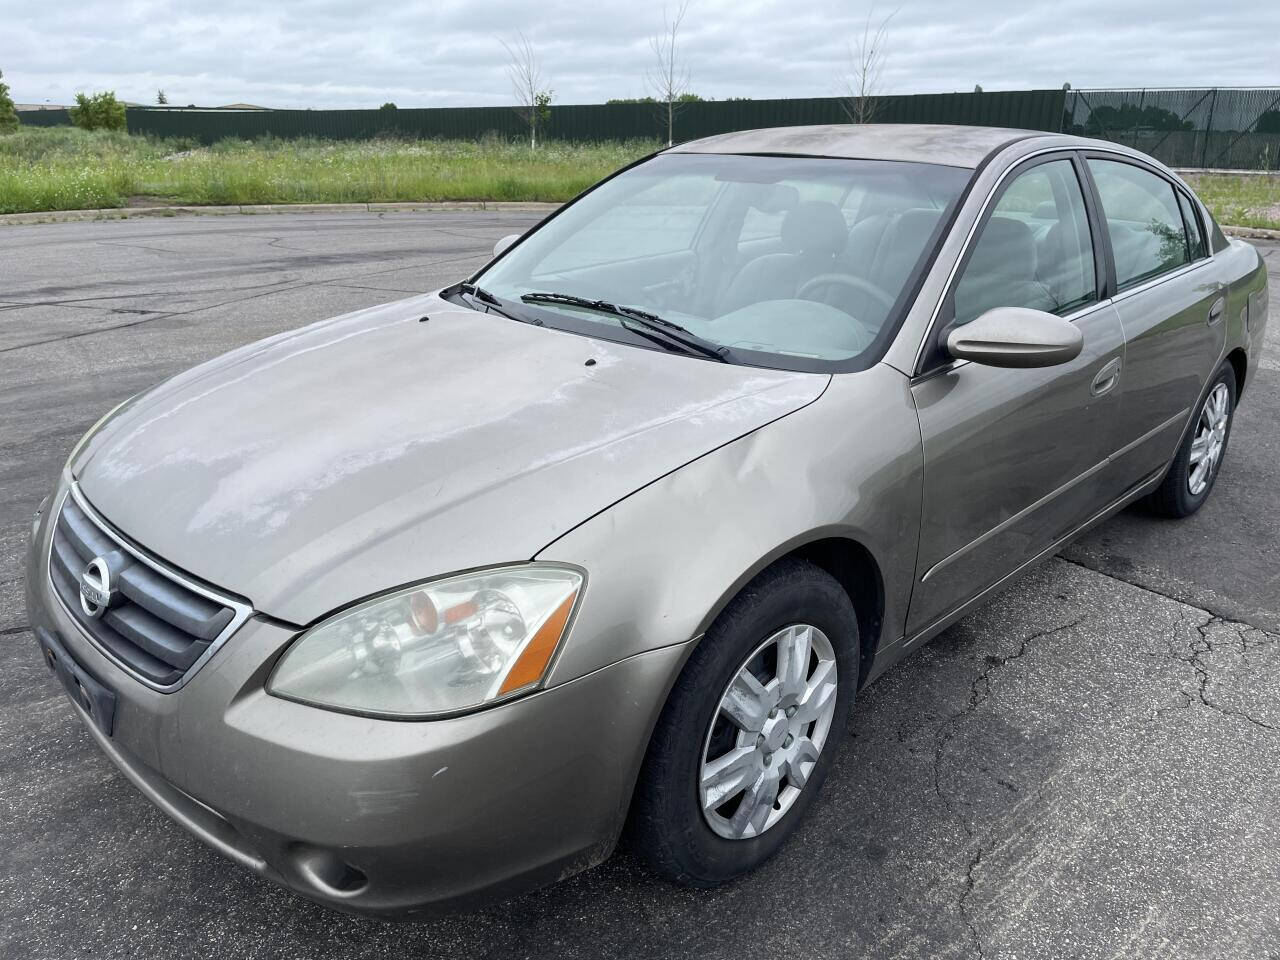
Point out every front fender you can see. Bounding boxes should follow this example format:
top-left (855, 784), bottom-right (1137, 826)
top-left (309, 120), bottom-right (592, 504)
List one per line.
top-left (537, 363), bottom-right (924, 687)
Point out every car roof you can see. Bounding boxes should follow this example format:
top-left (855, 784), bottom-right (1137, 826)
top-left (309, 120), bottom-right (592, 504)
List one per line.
top-left (670, 123), bottom-right (1061, 169)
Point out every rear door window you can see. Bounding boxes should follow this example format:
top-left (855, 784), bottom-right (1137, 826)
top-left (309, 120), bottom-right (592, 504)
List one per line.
top-left (1087, 159), bottom-right (1190, 288)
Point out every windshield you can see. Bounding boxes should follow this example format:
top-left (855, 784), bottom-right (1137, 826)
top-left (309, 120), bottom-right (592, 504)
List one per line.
top-left (473, 152), bottom-right (971, 371)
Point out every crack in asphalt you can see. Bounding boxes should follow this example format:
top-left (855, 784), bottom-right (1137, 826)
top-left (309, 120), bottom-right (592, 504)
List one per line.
top-left (1056, 553), bottom-right (1255, 630)
top-left (94, 239), bottom-right (194, 257)
top-left (1166, 609), bottom-right (1278, 732)
top-left (0, 278), bottom-right (312, 354)
top-left (932, 558), bottom-right (1280, 955)
top-left (932, 615), bottom-right (1085, 958)
top-left (0, 250), bottom-right (490, 356)
top-left (959, 847), bottom-right (986, 960)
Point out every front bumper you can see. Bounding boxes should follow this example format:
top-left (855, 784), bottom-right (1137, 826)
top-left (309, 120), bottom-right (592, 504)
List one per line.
top-left (24, 501), bottom-right (688, 917)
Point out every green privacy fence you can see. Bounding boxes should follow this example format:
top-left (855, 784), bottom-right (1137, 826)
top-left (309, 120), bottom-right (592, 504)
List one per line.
top-left (14, 88), bottom-right (1280, 169)
top-left (122, 89), bottom-right (1068, 143)
top-left (12, 108), bottom-right (71, 126)
top-left (1065, 88), bottom-right (1280, 170)
top-left (14, 88), bottom-right (1067, 146)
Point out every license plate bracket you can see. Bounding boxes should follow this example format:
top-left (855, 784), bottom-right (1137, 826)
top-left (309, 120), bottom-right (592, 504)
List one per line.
top-left (36, 627), bottom-right (117, 738)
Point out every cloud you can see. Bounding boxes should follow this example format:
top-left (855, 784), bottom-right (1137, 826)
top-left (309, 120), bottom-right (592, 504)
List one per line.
top-left (2, 0), bottom-right (1276, 109)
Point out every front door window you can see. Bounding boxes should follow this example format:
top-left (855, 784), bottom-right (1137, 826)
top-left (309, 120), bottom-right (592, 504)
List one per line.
top-left (953, 158), bottom-right (1098, 325)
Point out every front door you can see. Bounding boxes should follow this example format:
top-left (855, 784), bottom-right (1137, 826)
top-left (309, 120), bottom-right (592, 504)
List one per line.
top-left (907, 154), bottom-right (1125, 636)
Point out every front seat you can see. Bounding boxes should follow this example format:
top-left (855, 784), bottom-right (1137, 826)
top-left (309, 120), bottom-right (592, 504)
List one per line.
top-left (953, 216), bottom-right (1057, 324)
top-left (720, 201), bottom-right (848, 314)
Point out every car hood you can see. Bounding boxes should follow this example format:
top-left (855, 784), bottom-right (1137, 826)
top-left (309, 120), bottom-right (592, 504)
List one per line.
top-left (72, 295), bottom-right (827, 624)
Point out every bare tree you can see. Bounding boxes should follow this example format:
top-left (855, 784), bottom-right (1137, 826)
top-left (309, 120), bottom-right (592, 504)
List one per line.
top-left (501, 31), bottom-right (550, 149)
top-left (842, 6), bottom-right (897, 124)
top-left (646, 0), bottom-right (693, 147)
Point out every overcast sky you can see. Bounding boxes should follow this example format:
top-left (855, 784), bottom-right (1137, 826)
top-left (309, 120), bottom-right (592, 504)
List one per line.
top-left (3, 0), bottom-right (1276, 109)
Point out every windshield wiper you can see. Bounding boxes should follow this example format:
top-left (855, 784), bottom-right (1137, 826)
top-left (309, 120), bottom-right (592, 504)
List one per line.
top-left (450, 282), bottom-right (541, 325)
top-left (519, 291), bottom-right (730, 362)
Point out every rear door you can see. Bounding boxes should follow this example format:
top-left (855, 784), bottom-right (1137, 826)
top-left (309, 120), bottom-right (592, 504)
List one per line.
top-left (1083, 156), bottom-right (1225, 500)
top-left (907, 153), bottom-right (1126, 636)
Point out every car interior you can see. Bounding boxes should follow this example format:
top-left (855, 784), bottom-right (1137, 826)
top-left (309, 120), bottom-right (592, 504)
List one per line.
top-left (481, 155), bottom-right (974, 362)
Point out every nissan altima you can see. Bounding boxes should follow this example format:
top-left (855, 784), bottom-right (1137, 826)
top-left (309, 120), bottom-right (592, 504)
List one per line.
top-left (24, 124), bottom-right (1269, 916)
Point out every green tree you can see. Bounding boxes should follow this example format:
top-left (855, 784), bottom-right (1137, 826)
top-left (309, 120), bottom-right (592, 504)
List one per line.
top-left (156, 89), bottom-right (168, 105)
top-left (607, 93), bottom-right (702, 105)
top-left (0, 70), bottom-right (19, 134)
top-left (69, 91), bottom-right (127, 131)
top-left (379, 101), bottom-right (397, 111)
top-left (535, 89), bottom-right (553, 136)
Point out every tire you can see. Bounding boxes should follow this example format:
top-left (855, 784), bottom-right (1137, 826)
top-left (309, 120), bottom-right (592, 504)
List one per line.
top-left (628, 557), bottom-right (859, 886)
top-left (1143, 361), bottom-right (1237, 519)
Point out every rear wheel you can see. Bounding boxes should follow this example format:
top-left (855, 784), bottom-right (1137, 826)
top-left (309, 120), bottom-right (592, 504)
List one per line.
top-left (1144, 361), bottom-right (1236, 518)
top-left (629, 558), bottom-right (858, 885)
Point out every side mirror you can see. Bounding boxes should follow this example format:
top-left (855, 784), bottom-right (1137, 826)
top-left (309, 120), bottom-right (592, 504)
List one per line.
top-left (945, 307), bottom-right (1084, 368)
top-left (493, 234), bottom-right (520, 258)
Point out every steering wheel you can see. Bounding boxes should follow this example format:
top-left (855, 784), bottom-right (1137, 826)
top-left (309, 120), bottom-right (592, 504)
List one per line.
top-left (797, 273), bottom-right (897, 314)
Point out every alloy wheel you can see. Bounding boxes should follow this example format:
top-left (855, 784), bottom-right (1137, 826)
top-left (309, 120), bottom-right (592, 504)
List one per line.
top-left (1188, 382), bottom-right (1230, 496)
top-left (699, 624), bottom-right (839, 840)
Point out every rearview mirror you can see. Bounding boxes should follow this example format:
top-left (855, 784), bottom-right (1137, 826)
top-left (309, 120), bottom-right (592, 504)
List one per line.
top-left (493, 234), bottom-right (520, 258)
top-left (945, 307), bottom-right (1084, 368)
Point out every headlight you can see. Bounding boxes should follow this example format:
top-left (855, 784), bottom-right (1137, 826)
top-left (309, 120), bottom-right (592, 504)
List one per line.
top-left (268, 565), bottom-right (583, 717)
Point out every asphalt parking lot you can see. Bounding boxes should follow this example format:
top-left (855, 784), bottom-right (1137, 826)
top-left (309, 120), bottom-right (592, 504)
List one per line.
top-left (1, 212), bottom-right (1278, 959)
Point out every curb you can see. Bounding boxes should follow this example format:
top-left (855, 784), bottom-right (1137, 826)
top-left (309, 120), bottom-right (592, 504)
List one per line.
top-left (1175, 168), bottom-right (1280, 177)
top-left (1222, 224), bottom-right (1280, 241)
top-left (0, 200), bottom-right (562, 226)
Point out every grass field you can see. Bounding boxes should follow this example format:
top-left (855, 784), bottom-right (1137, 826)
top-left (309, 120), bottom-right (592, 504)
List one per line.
top-left (1182, 172), bottom-right (1280, 231)
top-left (0, 128), bottom-right (655, 214)
top-left (1, 127), bottom-right (1277, 229)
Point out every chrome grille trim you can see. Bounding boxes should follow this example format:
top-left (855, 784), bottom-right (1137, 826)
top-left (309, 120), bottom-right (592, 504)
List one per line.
top-left (45, 482), bottom-right (254, 692)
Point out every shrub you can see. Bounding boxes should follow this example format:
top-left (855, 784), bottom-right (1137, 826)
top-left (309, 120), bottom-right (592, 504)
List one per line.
top-left (0, 69), bottom-right (18, 133)
top-left (69, 91), bottom-right (127, 132)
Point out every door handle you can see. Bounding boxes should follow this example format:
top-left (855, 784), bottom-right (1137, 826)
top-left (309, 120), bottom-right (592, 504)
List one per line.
top-left (1091, 357), bottom-right (1122, 397)
top-left (1208, 296), bottom-right (1225, 325)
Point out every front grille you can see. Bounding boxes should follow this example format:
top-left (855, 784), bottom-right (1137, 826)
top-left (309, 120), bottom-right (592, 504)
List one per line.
top-left (47, 488), bottom-right (246, 688)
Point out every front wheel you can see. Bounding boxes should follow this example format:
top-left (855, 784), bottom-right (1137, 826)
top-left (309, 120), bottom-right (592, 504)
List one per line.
top-left (1144, 361), bottom-right (1237, 518)
top-left (628, 558), bottom-right (859, 885)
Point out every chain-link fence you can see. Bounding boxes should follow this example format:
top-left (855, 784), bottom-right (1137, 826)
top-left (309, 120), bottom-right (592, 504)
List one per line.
top-left (1065, 88), bottom-right (1280, 171)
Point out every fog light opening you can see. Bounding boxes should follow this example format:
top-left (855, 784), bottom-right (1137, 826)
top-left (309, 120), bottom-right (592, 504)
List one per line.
top-left (291, 844), bottom-right (369, 897)
top-left (73, 677), bottom-right (92, 713)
